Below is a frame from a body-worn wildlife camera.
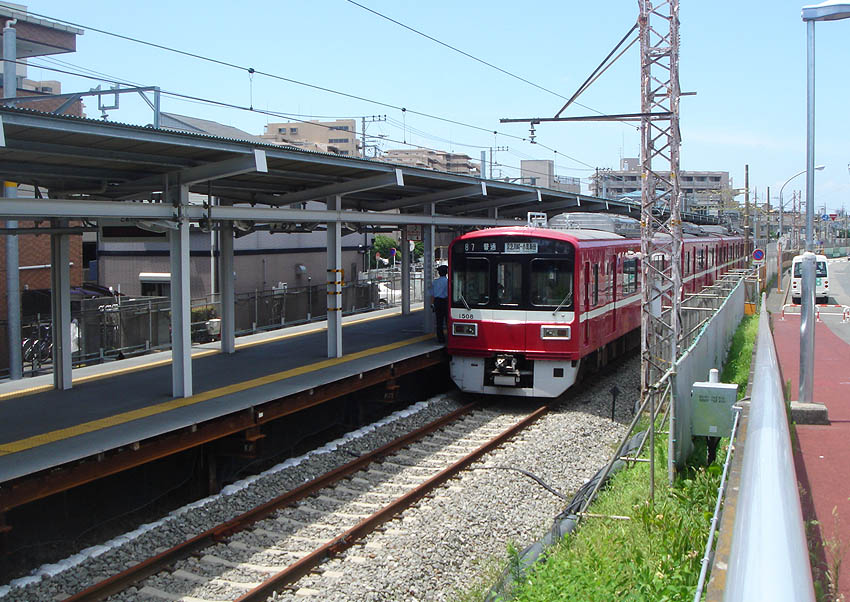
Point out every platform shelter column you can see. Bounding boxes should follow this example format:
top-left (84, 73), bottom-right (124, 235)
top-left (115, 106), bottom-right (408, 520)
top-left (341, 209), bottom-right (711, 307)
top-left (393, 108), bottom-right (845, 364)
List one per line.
top-left (401, 227), bottom-right (411, 315)
top-left (219, 217), bottom-right (235, 354)
top-left (169, 184), bottom-right (192, 398)
top-left (50, 220), bottom-right (72, 390)
top-left (327, 194), bottom-right (342, 358)
top-left (422, 203), bottom-right (435, 335)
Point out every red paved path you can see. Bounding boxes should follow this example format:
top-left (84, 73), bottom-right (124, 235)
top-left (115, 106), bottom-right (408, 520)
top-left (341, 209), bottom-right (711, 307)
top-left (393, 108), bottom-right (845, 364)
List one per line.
top-left (772, 313), bottom-right (850, 597)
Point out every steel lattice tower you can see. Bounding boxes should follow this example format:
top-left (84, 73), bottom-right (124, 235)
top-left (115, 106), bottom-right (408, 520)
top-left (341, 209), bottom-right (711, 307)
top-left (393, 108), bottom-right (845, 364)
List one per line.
top-left (639, 0), bottom-right (682, 486)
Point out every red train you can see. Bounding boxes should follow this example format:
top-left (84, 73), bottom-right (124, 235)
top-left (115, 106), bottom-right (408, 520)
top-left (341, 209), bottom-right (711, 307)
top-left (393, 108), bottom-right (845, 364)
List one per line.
top-left (446, 219), bottom-right (747, 397)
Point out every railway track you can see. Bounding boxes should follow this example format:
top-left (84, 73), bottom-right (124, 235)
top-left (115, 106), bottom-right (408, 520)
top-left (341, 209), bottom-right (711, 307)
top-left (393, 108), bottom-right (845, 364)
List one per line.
top-left (67, 400), bottom-right (552, 602)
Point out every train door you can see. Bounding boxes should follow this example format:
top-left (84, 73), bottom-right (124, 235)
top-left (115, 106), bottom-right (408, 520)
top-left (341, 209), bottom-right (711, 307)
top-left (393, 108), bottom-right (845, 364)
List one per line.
top-left (584, 261), bottom-right (590, 346)
top-left (611, 256), bottom-right (618, 332)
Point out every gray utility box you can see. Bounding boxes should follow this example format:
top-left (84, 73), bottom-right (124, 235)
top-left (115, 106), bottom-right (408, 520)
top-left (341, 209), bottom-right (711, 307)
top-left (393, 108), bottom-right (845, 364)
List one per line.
top-left (691, 381), bottom-right (738, 437)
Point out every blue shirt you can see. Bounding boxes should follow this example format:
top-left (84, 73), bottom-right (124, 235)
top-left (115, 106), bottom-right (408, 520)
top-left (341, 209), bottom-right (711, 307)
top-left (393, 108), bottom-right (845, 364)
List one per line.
top-left (431, 275), bottom-right (448, 299)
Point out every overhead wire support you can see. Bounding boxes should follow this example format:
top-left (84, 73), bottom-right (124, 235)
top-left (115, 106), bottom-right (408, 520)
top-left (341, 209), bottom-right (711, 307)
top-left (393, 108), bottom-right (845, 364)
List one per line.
top-left (638, 0), bottom-right (682, 495)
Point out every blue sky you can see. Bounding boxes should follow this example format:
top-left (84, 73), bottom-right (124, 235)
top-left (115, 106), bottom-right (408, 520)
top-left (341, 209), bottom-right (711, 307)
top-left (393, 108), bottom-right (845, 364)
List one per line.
top-left (9, 0), bottom-right (850, 213)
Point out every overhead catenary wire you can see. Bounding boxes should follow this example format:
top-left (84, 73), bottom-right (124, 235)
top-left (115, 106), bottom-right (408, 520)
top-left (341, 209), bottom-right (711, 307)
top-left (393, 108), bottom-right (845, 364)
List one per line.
top-left (345, 0), bottom-right (639, 127)
top-left (0, 2), bottom-right (586, 152)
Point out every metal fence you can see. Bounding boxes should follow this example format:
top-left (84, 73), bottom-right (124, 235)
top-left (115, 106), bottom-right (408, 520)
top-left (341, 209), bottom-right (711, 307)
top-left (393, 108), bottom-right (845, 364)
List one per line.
top-left (3, 274), bottom-right (425, 378)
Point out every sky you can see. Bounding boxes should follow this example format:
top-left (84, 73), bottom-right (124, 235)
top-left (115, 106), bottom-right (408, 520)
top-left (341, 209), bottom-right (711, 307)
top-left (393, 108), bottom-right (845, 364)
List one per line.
top-left (6, 0), bottom-right (849, 213)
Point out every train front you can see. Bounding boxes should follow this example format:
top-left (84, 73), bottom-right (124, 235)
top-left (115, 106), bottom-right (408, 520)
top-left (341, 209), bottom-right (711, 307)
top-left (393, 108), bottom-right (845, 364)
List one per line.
top-left (446, 229), bottom-right (579, 397)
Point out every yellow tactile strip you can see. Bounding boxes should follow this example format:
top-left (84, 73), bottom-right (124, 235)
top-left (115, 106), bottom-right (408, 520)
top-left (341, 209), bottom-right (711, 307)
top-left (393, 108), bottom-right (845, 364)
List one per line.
top-left (0, 333), bottom-right (433, 456)
top-left (0, 311), bottom-right (401, 403)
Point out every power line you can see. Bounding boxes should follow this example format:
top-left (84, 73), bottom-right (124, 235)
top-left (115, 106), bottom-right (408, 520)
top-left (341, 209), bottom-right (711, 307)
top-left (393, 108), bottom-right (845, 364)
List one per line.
top-left (344, 0), bottom-right (637, 124)
top-left (0, 2), bottom-right (579, 149)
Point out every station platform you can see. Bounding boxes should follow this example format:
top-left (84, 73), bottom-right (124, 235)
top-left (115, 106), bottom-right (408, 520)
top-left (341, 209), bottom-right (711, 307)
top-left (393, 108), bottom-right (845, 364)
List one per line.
top-left (769, 278), bottom-right (850, 597)
top-left (0, 308), bottom-right (445, 511)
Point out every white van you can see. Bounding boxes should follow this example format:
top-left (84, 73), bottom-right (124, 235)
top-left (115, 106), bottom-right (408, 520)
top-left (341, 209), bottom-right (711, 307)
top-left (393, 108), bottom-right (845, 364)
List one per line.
top-left (790, 254), bottom-right (830, 304)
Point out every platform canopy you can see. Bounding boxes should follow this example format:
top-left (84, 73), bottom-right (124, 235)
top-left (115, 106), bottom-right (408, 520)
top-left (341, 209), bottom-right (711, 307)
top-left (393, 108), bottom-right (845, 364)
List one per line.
top-left (0, 106), bottom-right (718, 227)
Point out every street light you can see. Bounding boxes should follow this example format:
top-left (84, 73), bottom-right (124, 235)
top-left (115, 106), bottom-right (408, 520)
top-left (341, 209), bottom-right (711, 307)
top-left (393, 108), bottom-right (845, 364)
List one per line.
top-left (799, 1), bottom-right (850, 406)
top-left (779, 165), bottom-right (824, 248)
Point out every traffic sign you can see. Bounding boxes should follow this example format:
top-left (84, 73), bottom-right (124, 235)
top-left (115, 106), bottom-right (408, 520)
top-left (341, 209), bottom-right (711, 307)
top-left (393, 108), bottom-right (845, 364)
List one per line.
top-left (830, 213), bottom-right (838, 221)
top-left (752, 248), bottom-right (765, 262)
top-left (821, 214), bottom-right (830, 222)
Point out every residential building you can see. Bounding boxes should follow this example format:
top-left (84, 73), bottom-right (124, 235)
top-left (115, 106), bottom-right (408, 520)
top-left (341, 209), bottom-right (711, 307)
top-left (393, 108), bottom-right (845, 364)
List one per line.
top-left (520, 160), bottom-right (581, 193)
top-left (590, 158), bottom-right (731, 215)
top-left (261, 119), bottom-right (359, 156)
top-left (380, 149), bottom-right (480, 177)
top-left (0, 3), bottom-right (84, 116)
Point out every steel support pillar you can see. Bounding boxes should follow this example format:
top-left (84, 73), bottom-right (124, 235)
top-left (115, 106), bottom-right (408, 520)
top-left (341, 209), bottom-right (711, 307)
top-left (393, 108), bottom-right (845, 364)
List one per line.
top-left (4, 182), bottom-right (21, 380)
top-left (401, 227), bottom-right (411, 315)
top-left (326, 195), bottom-right (342, 358)
top-left (219, 219), bottom-right (235, 354)
top-left (169, 185), bottom-right (192, 398)
top-left (50, 221), bottom-right (72, 389)
top-left (422, 203), bottom-right (436, 335)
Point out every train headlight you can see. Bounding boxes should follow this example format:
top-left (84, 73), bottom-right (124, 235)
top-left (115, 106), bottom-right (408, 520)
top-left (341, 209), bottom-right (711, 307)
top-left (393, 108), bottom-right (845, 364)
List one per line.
top-left (453, 322), bottom-right (478, 337)
top-left (541, 325), bottom-right (571, 340)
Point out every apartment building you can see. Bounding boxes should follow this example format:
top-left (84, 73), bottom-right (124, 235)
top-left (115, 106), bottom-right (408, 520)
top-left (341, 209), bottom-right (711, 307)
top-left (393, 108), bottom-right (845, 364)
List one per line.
top-left (380, 149), bottom-right (480, 177)
top-left (261, 119), bottom-right (359, 156)
top-left (520, 160), bottom-right (581, 193)
top-left (590, 158), bottom-right (731, 215)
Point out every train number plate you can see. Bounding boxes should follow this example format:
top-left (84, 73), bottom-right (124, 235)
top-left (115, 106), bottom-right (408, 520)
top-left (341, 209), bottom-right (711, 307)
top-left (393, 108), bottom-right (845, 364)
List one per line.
top-left (504, 242), bottom-right (538, 254)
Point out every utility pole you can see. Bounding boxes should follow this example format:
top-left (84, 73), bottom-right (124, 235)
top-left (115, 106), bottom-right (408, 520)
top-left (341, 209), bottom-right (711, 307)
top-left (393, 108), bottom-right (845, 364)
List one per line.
top-left (489, 146), bottom-right (508, 180)
top-left (744, 165), bottom-right (750, 252)
top-left (360, 115), bottom-right (387, 158)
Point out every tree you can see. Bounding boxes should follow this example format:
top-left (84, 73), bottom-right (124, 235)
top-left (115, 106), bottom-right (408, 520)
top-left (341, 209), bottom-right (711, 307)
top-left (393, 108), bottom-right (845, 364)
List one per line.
top-left (370, 235), bottom-right (424, 268)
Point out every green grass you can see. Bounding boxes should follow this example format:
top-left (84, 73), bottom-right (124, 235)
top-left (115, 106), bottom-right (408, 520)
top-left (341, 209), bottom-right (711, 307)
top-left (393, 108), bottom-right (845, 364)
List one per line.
top-left (473, 310), bottom-right (761, 602)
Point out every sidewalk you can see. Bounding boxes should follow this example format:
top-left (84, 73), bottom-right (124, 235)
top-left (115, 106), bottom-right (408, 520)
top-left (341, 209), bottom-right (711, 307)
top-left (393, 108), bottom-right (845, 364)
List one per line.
top-left (770, 284), bottom-right (850, 597)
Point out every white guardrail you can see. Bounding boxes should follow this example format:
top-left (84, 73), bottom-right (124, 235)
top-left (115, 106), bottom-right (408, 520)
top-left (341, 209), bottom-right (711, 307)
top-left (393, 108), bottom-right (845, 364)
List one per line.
top-left (723, 294), bottom-right (815, 601)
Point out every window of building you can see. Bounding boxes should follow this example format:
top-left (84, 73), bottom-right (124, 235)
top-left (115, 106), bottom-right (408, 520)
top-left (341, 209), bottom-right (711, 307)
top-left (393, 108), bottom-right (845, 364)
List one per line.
top-left (278, 127), bottom-right (287, 134)
top-left (696, 176), bottom-right (706, 182)
top-left (331, 125), bottom-right (350, 131)
top-left (338, 150), bottom-right (349, 155)
top-left (328, 138), bottom-right (350, 144)
top-left (290, 127), bottom-right (298, 134)
top-left (710, 176), bottom-right (721, 182)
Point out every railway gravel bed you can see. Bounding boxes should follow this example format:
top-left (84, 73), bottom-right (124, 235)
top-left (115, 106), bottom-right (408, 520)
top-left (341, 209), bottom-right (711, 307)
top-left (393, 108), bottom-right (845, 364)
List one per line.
top-left (265, 357), bottom-right (639, 602)
top-left (1, 355), bottom-right (639, 601)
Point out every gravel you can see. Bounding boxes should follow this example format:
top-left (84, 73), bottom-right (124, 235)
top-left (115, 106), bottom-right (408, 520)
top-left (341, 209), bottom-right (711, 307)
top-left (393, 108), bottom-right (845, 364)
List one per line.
top-left (0, 355), bottom-right (640, 602)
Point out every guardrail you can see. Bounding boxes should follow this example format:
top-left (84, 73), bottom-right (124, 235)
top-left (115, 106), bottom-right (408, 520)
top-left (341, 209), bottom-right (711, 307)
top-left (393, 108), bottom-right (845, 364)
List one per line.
top-left (779, 302), bottom-right (850, 323)
top-left (723, 294), bottom-right (814, 601)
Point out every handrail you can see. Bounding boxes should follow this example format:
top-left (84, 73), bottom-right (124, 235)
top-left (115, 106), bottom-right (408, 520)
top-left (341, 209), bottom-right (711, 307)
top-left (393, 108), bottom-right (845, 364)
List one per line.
top-left (723, 294), bottom-right (814, 601)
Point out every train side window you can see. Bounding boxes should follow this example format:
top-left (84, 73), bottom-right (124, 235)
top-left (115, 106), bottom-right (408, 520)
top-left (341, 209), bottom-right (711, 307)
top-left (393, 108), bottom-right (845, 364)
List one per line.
top-left (530, 259), bottom-right (573, 308)
top-left (593, 264), bottom-right (599, 306)
top-left (698, 249), bottom-right (705, 270)
top-left (685, 252), bottom-right (690, 275)
top-left (496, 261), bottom-right (522, 306)
top-left (452, 257), bottom-right (489, 306)
top-left (623, 258), bottom-right (638, 294)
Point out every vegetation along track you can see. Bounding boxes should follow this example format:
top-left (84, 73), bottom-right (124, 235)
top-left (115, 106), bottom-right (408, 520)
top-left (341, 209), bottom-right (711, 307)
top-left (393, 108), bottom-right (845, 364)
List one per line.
top-left (65, 400), bottom-right (552, 602)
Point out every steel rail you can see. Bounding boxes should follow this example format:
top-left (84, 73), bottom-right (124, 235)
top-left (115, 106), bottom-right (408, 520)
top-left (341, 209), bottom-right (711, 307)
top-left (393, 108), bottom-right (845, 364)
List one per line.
top-left (234, 402), bottom-right (552, 602)
top-left (65, 401), bottom-right (482, 602)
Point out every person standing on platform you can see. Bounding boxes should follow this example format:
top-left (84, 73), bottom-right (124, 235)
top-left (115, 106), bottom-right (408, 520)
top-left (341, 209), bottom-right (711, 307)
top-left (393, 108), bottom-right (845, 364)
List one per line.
top-left (431, 264), bottom-right (449, 344)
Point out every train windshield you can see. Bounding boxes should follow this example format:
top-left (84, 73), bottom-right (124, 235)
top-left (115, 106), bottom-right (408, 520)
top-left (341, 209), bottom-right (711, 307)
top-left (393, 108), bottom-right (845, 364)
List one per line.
top-left (452, 257), bottom-right (490, 307)
top-left (530, 259), bottom-right (574, 309)
top-left (450, 236), bottom-right (575, 310)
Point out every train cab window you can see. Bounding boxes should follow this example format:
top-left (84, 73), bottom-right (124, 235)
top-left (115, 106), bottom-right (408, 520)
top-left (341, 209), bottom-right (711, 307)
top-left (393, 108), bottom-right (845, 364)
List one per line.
top-left (530, 259), bottom-right (573, 309)
top-left (496, 262), bottom-right (522, 306)
top-left (452, 257), bottom-right (490, 307)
